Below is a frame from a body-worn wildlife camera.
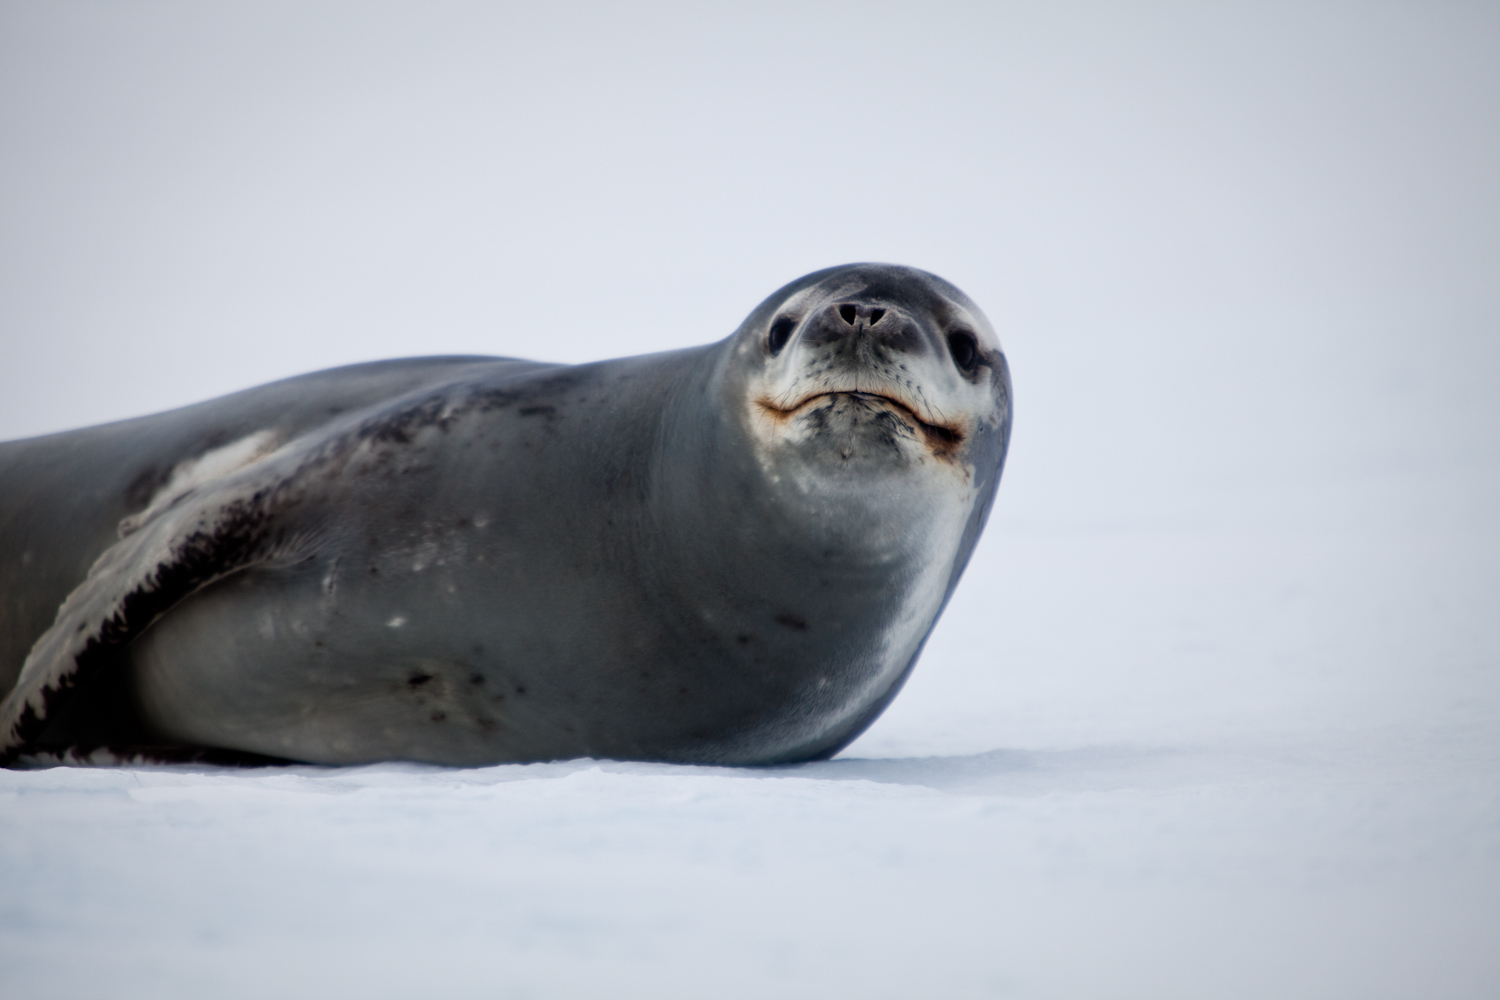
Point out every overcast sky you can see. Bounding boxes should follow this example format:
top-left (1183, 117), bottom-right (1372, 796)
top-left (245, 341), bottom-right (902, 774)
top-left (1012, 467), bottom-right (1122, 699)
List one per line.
top-left (2, 0), bottom-right (1496, 530)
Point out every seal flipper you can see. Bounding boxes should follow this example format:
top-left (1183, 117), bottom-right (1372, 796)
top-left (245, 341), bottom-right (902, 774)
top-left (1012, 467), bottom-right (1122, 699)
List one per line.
top-left (0, 451), bottom-right (311, 766)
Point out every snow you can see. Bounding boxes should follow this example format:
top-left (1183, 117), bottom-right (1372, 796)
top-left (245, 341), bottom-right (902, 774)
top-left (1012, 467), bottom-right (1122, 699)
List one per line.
top-left (2, 2), bottom-right (1498, 998)
top-left (4, 471), bottom-right (1497, 999)
top-left (4, 734), bottom-right (1496, 999)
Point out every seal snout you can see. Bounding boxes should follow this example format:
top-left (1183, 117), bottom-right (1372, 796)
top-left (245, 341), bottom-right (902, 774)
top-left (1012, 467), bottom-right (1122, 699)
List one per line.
top-left (757, 298), bottom-right (957, 439)
top-left (801, 301), bottom-right (925, 358)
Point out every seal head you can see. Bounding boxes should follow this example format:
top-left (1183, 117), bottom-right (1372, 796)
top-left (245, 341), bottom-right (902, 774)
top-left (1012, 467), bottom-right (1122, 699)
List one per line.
top-left (736, 264), bottom-right (1004, 478)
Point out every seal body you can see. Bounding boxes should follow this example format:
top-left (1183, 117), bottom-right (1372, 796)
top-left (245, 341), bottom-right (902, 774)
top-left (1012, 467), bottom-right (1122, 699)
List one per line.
top-left (0, 264), bottom-right (1011, 766)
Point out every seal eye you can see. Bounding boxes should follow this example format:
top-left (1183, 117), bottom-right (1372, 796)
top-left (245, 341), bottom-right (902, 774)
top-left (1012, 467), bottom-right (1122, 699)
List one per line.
top-left (947, 330), bottom-right (979, 372)
top-left (766, 316), bottom-right (796, 356)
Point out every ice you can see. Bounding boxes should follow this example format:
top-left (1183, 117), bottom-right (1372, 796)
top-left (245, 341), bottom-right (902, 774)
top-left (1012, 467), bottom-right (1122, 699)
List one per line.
top-left (3, 739), bottom-right (1496, 1000)
top-left (4, 472), bottom-right (1496, 998)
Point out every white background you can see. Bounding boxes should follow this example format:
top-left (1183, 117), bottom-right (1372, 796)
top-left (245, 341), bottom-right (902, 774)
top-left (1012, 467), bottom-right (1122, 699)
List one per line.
top-left (2, 2), bottom-right (1497, 998)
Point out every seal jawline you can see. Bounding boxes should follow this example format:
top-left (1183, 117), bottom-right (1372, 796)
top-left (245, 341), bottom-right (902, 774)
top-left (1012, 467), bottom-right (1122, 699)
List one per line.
top-left (756, 391), bottom-right (964, 454)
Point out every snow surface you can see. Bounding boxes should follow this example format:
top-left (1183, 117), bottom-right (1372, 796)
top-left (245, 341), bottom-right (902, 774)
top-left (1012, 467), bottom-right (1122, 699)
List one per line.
top-left (4, 471), bottom-right (1497, 1000)
top-left (2, 2), bottom-right (1498, 998)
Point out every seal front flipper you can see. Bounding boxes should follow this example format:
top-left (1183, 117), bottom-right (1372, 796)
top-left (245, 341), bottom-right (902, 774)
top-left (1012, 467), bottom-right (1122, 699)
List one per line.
top-left (0, 442), bottom-right (312, 765)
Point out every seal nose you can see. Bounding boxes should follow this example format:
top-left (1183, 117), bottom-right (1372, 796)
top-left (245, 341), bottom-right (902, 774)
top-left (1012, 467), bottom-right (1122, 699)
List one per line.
top-left (804, 301), bottom-right (923, 356)
top-left (837, 303), bottom-right (887, 327)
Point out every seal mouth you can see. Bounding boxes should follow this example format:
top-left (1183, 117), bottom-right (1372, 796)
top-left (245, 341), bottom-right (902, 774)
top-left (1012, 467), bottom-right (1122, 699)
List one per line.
top-left (756, 391), bottom-right (964, 454)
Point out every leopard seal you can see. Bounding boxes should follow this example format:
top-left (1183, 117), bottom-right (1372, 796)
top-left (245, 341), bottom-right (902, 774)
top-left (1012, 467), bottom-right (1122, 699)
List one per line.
top-left (0, 263), bottom-right (1011, 766)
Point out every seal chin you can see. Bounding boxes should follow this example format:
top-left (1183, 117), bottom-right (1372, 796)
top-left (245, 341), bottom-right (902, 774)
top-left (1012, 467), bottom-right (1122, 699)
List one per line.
top-left (756, 391), bottom-right (964, 461)
top-left (751, 390), bottom-right (967, 473)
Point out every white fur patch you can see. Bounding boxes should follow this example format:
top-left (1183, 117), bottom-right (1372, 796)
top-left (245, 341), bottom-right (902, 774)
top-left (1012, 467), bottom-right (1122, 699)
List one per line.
top-left (118, 430), bottom-right (280, 537)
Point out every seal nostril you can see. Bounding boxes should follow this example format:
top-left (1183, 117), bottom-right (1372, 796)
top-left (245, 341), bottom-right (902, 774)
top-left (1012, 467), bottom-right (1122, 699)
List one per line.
top-left (947, 330), bottom-right (979, 372)
top-left (838, 304), bottom-right (858, 325)
top-left (869, 308), bottom-right (886, 325)
top-left (766, 316), bottom-right (796, 355)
